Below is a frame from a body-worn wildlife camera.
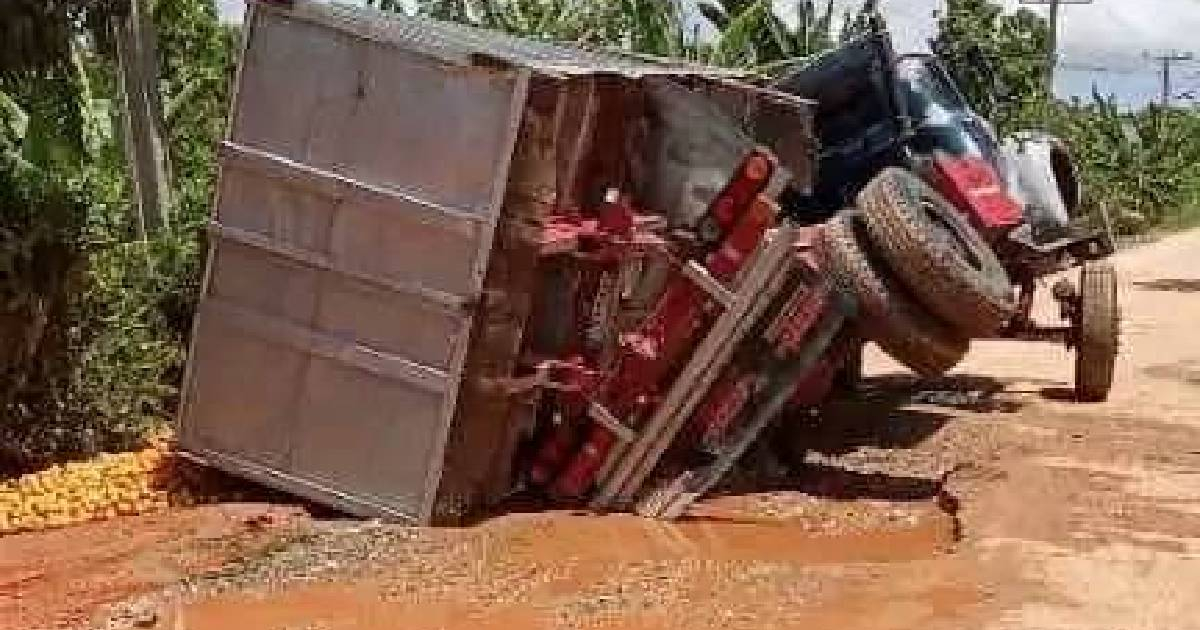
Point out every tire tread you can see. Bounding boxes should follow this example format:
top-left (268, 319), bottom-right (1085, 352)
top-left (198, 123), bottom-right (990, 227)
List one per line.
top-left (1075, 262), bottom-right (1119, 402)
top-left (822, 214), bottom-right (969, 377)
top-left (857, 168), bottom-right (1016, 337)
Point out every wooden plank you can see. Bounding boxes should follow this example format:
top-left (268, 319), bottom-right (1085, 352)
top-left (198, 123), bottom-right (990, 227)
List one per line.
top-left (588, 403), bottom-right (638, 444)
top-left (682, 261), bottom-right (736, 308)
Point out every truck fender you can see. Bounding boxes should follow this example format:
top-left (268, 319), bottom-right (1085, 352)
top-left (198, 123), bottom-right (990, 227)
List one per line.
top-left (999, 132), bottom-right (1080, 240)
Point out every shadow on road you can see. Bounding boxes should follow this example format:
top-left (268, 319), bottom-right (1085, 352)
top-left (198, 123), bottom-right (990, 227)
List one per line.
top-left (791, 401), bottom-right (952, 457)
top-left (707, 372), bottom-right (1026, 514)
top-left (846, 373), bottom-right (1027, 414)
top-left (729, 461), bottom-right (950, 503)
top-left (488, 372), bottom-right (1023, 523)
top-left (1038, 386), bottom-right (1079, 402)
top-left (1143, 361), bottom-right (1200, 386)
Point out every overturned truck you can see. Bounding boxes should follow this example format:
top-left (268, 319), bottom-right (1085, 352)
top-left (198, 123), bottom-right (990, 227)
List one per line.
top-left (178, 1), bottom-right (1117, 525)
top-left (177, 0), bottom-right (841, 524)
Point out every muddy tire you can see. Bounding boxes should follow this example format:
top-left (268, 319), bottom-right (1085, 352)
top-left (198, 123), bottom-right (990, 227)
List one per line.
top-left (857, 168), bottom-right (1016, 337)
top-left (822, 213), bottom-right (969, 377)
top-left (1075, 262), bottom-right (1119, 402)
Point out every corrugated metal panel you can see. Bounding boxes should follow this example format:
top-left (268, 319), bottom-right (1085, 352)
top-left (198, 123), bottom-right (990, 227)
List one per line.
top-left (177, 2), bottom-right (530, 523)
top-left (273, 0), bottom-right (748, 77)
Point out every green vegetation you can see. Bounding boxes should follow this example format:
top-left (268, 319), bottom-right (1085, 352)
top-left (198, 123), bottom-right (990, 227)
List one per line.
top-left (1, 0), bottom-right (1196, 468)
top-left (1041, 100), bottom-right (1200, 233)
top-left (933, 0), bottom-right (1200, 233)
top-left (0, 0), bottom-right (235, 469)
top-left (406, 0), bottom-right (693, 56)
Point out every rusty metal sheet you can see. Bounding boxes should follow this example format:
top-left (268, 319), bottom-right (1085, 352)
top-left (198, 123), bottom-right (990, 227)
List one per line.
top-left (178, 2), bottom-right (529, 523)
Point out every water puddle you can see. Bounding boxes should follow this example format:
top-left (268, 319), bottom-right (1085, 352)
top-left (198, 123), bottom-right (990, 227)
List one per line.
top-left (492, 507), bottom-right (954, 565)
top-left (166, 501), bottom-right (957, 630)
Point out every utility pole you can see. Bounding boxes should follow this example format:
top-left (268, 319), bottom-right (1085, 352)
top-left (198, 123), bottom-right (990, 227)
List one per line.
top-left (1145, 50), bottom-right (1195, 107)
top-left (112, 0), bottom-right (172, 238)
top-left (1020, 0), bottom-right (1095, 97)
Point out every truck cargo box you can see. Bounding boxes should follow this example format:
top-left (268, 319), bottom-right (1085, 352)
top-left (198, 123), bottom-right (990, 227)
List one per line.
top-left (178, 0), bottom-right (816, 523)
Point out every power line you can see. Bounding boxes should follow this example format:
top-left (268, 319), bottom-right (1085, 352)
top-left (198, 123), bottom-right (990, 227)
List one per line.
top-left (1144, 50), bottom-right (1195, 106)
top-left (1059, 62), bottom-right (1144, 76)
top-left (1019, 0), bottom-right (1096, 96)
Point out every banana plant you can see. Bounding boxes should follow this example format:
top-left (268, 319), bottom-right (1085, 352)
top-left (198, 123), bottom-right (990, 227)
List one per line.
top-left (0, 60), bottom-right (102, 178)
top-left (409, 0), bottom-right (686, 55)
top-left (611, 0), bottom-right (688, 57)
top-left (700, 0), bottom-right (838, 69)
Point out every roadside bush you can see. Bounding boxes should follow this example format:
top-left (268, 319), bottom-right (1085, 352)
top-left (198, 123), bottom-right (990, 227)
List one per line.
top-left (0, 0), bottom-right (234, 471)
top-left (1033, 100), bottom-right (1200, 235)
top-left (935, 0), bottom-right (1200, 236)
top-left (0, 158), bottom-right (88, 467)
top-left (0, 109), bottom-right (191, 470)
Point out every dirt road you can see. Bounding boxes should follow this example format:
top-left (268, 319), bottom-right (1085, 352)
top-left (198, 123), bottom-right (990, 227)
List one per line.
top-left (6, 229), bottom-right (1200, 630)
top-left (945, 227), bottom-right (1200, 630)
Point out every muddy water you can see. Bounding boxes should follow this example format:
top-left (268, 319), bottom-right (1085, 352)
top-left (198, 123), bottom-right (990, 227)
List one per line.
top-left (170, 504), bottom-right (960, 630)
top-left (493, 510), bottom-right (954, 565)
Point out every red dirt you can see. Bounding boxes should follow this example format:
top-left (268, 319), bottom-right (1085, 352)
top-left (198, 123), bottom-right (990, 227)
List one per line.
top-left (0, 504), bottom-right (306, 630)
top-left (162, 229), bottom-right (1200, 629)
top-left (172, 509), bottom-right (967, 630)
top-left (3, 229), bottom-right (1200, 630)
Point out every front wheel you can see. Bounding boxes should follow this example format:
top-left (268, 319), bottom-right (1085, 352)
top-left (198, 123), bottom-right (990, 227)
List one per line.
top-left (1074, 262), bottom-right (1119, 402)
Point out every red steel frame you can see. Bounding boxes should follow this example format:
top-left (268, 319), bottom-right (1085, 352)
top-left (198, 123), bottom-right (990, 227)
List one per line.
top-left (522, 150), bottom-right (782, 498)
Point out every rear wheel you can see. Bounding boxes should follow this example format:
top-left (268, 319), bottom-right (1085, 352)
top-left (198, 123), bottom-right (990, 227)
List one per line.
top-left (1075, 262), bottom-right (1119, 402)
top-left (822, 212), bottom-right (969, 377)
top-left (857, 168), bottom-right (1016, 337)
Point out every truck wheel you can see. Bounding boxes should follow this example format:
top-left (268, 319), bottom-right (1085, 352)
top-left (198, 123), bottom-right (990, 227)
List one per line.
top-left (1075, 262), bottom-right (1119, 402)
top-left (857, 168), bottom-right (1016, 337)
top-left (822, 212), bottom-right (968, 377)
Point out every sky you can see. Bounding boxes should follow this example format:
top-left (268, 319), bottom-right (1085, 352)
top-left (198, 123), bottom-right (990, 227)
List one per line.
top-left (216, 0), bottom-right (1200, 107)
top-left (849, 0), bottom-right (1200, 107)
